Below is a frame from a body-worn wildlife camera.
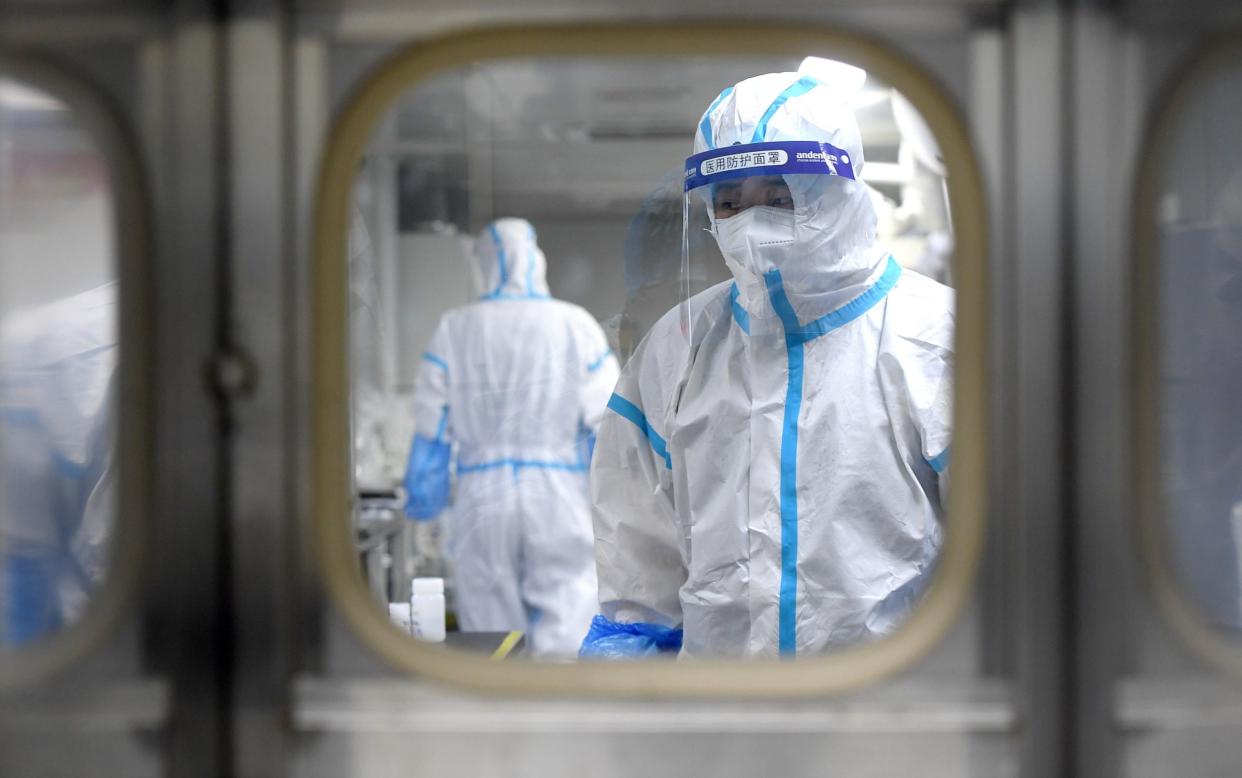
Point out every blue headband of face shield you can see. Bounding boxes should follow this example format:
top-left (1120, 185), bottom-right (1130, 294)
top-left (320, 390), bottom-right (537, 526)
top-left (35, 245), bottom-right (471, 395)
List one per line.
top-left (683, 140), bottom-right (857, 193)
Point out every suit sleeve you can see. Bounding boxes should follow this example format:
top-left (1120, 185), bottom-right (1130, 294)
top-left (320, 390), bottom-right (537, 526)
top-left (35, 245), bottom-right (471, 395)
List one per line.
top-left (582, 318), bottom-right (687, 655)
top-left (882, 281), bottom-right (954, 506)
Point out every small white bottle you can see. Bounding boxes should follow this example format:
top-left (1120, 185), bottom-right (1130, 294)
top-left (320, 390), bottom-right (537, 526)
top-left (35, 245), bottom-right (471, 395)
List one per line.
top-left (410, 577), bottom-right (446, 643)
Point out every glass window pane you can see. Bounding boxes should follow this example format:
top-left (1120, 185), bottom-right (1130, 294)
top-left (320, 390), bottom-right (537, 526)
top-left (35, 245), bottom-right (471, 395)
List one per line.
top-left (346, 56), bottom-right (956, 660)
top-left (0, 79), bottom-right (118, 648)
top-left (1154, 56), bottom-right (1242, 636)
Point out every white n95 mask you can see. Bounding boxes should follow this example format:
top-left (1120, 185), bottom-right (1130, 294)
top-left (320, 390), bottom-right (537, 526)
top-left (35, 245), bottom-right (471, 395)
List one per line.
top-left (711, 206), bottom-right (798, 285)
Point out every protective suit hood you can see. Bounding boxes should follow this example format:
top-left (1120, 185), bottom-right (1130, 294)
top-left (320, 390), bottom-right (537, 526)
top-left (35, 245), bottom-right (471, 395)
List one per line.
top-left (474, 218), bottom-right (551, 299)
top-left (692, 72), bottom-right (881, 322)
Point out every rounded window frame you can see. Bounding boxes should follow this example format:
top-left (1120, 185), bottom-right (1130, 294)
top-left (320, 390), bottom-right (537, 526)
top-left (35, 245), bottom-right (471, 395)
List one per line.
top-left (0, 54), bottom-right (152, 688)
top-left (1133, 35), bottom-right (1242, 681)
top-left (312, 22), bottom-right (990, 697)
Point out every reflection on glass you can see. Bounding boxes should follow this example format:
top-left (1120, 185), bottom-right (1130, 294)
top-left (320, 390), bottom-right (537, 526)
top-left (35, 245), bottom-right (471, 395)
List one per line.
top-left (348, 56), bottom-right (954, 660)
top-left (0, 79), bottom-right (118, 648)
top-left (1157, 60), bottom-right (1242, 633)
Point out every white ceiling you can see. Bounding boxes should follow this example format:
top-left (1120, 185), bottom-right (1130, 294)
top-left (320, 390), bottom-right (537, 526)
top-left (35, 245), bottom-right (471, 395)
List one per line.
top-left (365, 56), bottom-right (908, 221)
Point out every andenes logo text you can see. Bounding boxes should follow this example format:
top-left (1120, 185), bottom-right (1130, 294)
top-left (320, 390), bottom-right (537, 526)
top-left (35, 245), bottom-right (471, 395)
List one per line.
top-left (794, 150), bottom-right (850, 176)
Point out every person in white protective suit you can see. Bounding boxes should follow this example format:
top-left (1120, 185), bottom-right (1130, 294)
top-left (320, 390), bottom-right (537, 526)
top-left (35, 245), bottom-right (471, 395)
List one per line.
top-left (581, 70), bottom-right (954, 659)
top-left (403, 218), bottom-right (620, 656)
top-left (1, 283), bottom-right (117, 647)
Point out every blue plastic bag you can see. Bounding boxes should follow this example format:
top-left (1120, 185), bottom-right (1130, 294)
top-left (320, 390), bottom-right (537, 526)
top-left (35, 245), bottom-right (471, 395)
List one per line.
top-left (404, 434), bottom-right (452, 520)
top-left (579, 614), bottom-right (683, 658)
top-left (3, 554), bottom-right (62, 647)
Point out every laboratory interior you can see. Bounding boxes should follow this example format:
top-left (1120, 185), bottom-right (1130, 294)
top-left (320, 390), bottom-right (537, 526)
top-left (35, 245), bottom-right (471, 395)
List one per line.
top-left (8, 47), bottom-right (1241, 670)
top-left (345, 55), bottom-right (955, 659)
top-left (8, 5), bottom-right (1242, 776)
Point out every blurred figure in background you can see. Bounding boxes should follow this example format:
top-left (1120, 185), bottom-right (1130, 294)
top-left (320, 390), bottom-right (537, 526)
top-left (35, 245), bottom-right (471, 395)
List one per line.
top-left (1163, 166), bottom-right (1242, 630)
top-left (0, 282), bottom-right (117, 647)
top-left (611, 171), bottom-right (729, 365)
top-left (403, 219), bottom-right (619, 656)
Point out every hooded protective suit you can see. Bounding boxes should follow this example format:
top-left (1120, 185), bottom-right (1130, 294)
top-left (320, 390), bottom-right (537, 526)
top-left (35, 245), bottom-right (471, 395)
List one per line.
top-left (582, 72), bottom-right (953, 659)
top-left (403, 218), bottom-right (619, 656)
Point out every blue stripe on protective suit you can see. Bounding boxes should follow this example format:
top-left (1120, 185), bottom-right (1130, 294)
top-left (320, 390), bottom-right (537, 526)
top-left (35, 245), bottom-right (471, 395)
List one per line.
top-left (777, 342), bottom-right (804, 656)
top-left (606, 393), bottom-right (672, 469)
top-left (525, 223), bottom-right (539, 295)
top-left (764, 270), bottom-right (803, 656)
top-left (587, 348), bottom-right (613, 373)
top-left (457, 458), bottom-right (588, 475)
top-left (795, 257), bottom-right (903, 342)
top-left (927, 446), bottom-right (951, 474)
top-left (698, 86), bottom-right (734, 151)
top-left (433, 405), bottom-right (449, 439)
top-left (488, 223), bottom-right (508, 296)
top-left (578, 421), bottom-right (598, 466)
top-left (481, 292), bottom-right (551, 301)
top-left (584, 429), bottom-right (597, 463)
top-left (751, 76), bottom-right (821, 143)
top-left (422, 352), bottom-right (448, 372)
top-left (578, 614), bottom-right (683, 658)
top-left (761, 258), bottom-right (902, 657)
top-left (729, 284), bottom-right (751, 334)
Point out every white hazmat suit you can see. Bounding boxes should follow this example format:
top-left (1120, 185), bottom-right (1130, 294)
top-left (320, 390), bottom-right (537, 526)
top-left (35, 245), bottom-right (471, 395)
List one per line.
top-left (583, 72), bottom-right (954, 658)
top-left (404, 218), bottom-right (619, 656)
top-left (1, 283), bottom-right (117, 646)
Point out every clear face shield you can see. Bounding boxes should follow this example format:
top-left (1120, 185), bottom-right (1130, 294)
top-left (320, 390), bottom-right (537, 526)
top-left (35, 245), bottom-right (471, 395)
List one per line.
top-left (680, 140), bottom-right (860, 339)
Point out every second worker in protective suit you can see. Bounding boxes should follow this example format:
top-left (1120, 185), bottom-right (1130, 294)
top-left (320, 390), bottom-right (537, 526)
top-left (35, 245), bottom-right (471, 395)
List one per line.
top-left (404, 218), bottom-right (619, 657)
top-left (583, 70), bottom-right (953, 659)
